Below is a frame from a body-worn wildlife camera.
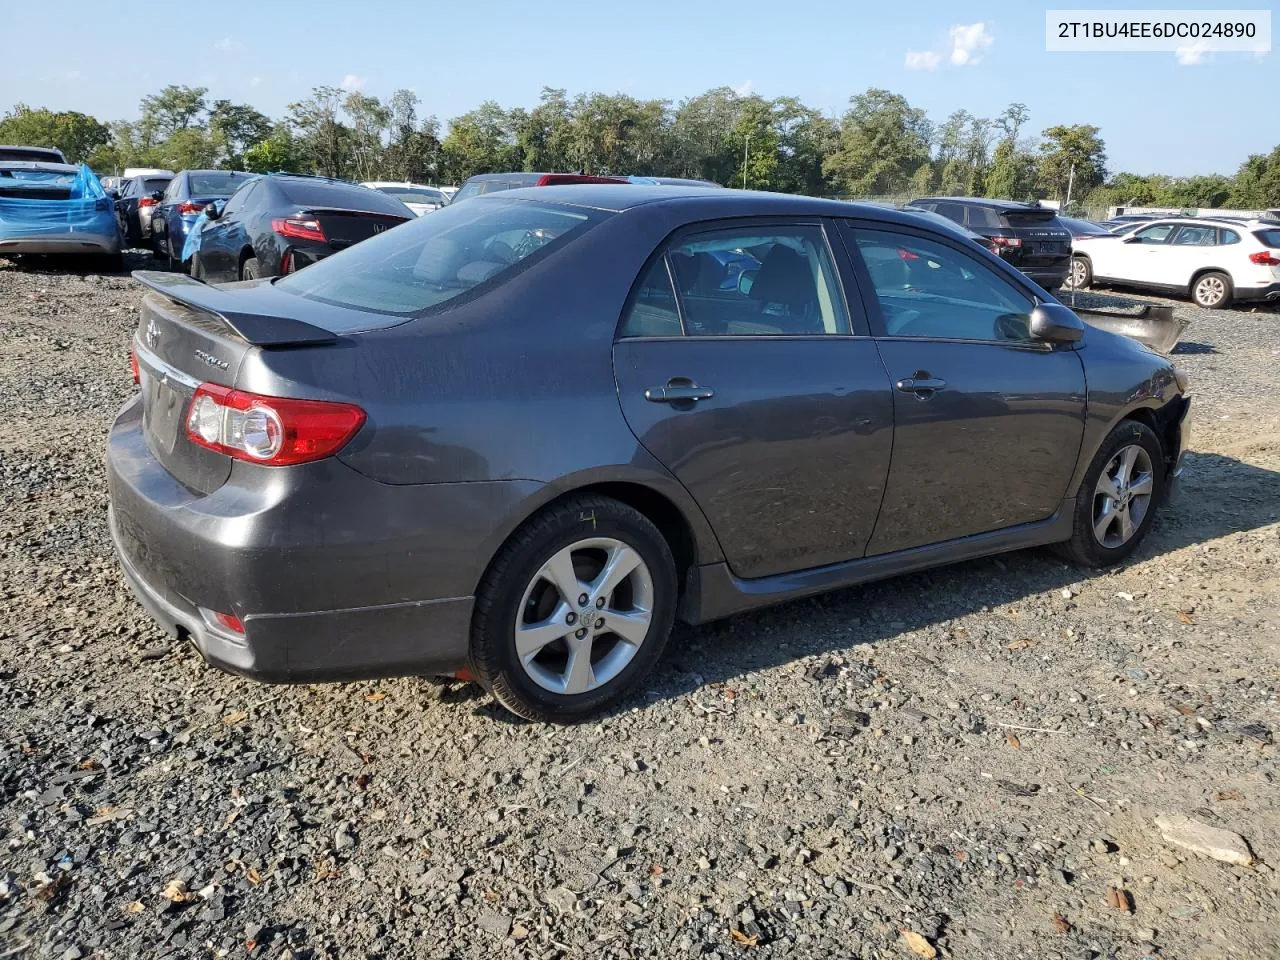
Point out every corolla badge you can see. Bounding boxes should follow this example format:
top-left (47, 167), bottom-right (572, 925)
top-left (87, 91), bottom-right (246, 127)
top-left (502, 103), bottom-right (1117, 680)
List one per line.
top-left (194, 349), bottom-right (229, 370)
top-left (146, 318), bottom-right (159, 349)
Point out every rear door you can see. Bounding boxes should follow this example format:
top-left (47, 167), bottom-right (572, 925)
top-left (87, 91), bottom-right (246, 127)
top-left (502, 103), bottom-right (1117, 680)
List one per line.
top-left (1161, 223), bottom-right (1221, 288)
top-left (613, 221), bottom-right (895, 579)
top-left (199, 180), bottom-right (258, 281)
top-left (839, 222), bottom-right (1086, 554)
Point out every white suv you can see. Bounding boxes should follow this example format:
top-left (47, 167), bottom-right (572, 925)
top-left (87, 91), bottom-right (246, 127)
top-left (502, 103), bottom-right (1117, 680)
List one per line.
top-left (1068, 218), bottom-right (1280, 309)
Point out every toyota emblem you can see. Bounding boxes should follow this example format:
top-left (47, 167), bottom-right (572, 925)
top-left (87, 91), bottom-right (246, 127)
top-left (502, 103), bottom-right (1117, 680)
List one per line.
top-left (146, 318), bottom-right (159, 349)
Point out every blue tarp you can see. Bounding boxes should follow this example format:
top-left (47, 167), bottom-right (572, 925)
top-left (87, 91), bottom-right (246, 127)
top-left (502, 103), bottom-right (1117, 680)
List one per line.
top-left (0, 163), bottom-right (119, 241)
top-left (181, 203), bottom-right (217, 264)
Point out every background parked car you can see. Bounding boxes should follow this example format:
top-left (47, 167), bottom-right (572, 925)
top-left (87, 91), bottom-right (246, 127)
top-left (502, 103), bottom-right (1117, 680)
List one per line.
top-left (451, 172), bottom-right (629, 203)
top-left (150, 169), bottom-right (256, 270)
top-left (901, 205), bottom-right (1002, 255)
top-left (437, 186), bottom-right (459, 202)
top-left (1068, 217), bottom-right (1280, 307)
top-left (908, 196), bottom-right (1073, 290)
top-left (110, 186), bottom-right (1189, 722)
top-left (1059, 216), bottom-right (1114, 239)
top-left (115, 171), bottom-right (173, 248)
top-left (361, 181), bottom-right (449, 216)
top-left (625, 176), bottom-right (724, 187)
top-left (0, 161), bottom-right (121, 267)
top-left (0, 145), bottom-right (67, 163)
top-left (189, 173), bottom-right (413, 282)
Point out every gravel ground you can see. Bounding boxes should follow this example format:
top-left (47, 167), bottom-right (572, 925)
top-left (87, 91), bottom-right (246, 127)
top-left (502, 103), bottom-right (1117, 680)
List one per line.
top-left (1, 255), bottom-right (1278, 960)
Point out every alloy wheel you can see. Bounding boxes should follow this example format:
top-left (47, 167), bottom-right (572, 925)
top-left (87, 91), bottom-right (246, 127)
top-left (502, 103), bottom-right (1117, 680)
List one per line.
top-left (1195, 275), bottom-right (1226, 307)
top-left (1068, 258), bottom-right (1088, 289)
top-left (1092, 444), bottom-right (1155, 548)
top-left (513, 538), bottom-right (654, 695)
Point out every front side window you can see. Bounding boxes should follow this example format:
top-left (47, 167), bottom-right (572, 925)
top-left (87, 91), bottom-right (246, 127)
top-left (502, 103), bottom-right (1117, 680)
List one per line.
top-left (220, 180), bottom-right (256, 216)
top-left (852, 228), bottom-right (1036, 342)
top-left (277, 198), bottom-right (597, 324)
top-left (628, 226), bottom-right (848, 337)
top-left (1133, 224), bottom-right (1175, 244)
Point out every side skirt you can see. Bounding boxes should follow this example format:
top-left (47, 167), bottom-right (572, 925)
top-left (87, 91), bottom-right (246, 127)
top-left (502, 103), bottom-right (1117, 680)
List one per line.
top-left (679, 500), bottom-right (1075, 625)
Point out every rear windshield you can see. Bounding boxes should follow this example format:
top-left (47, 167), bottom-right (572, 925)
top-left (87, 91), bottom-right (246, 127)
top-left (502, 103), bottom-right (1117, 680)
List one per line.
top-left (375, 186), bottom-right (446, 205)
top-left (143, 177), bottom-right (171, 193)
top-left (1003, 208), bottom-right (1058, 225)
top-left (278, 178), bottom-right (408, 214)
top-left (276, 197), bottom-right (598, 322)
top-left (189, 172), bottom-right (251, 195)
top-left (1254, 229), bottom-right (1280, 248)
top-left (0, 147), bottom-right (62, 162)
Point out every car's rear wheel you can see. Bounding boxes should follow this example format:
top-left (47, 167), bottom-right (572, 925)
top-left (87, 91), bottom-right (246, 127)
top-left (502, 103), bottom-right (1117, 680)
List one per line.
top-left (1191, 271), bottom-right (1231, 309)
top-left (1067, 255), bottom-right (1092, 290)
top-left (241, 257), bottom-right (262, 281)
top-left (1057, 420), bottom-right (1164, 567)
top-left (470, 495), bottom-right (677, 723)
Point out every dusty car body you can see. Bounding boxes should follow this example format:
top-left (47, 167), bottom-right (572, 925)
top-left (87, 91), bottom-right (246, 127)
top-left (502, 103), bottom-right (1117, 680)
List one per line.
top-left (107, 187), bottom-right (1191, 721)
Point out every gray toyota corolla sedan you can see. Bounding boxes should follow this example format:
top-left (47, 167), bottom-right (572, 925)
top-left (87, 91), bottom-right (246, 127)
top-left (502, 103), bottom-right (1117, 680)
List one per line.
top-left (107, 186), bottom-right (1191, 722)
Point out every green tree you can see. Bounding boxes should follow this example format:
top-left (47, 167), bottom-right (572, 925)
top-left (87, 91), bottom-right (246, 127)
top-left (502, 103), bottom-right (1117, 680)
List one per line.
top-left (441, 101), bottom-right (524, 181)
top-left (1228, 145), bottom-right (1280, 207)
top-left (1038, 124), bottom-right (1107, 204)
top-left (139, 85), bottom-right (209, 141)
top-left (0, 105), bottom-right (110, 164)
top-left (242, 124), bottom-right (301, 174)
top-left (343, 92), bottom-right (389, 181)
top-left (823, 89), bottom-right (932, 196)
top-left (518, 87), bottom-right (574, 173)
top-left (209, 100), bottom-right (273, 167)
top-left (986, 139), bottom-right (1039, 201)
top-left (288, 86), bottom-right (351, 177)
top-left (770, 97), bottom-right (835, 195)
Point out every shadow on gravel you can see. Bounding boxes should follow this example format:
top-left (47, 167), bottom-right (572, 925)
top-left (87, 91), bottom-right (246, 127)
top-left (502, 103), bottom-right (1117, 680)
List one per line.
top-left (1171, 340), bottom-right (1216, 355)
top-left (622, 450), bottom-right (1280, 716)
top-left (0, 249), bottom-right (155, 277)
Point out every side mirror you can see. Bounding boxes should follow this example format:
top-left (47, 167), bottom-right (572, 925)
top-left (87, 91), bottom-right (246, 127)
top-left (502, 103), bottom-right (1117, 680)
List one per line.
top-left (150, 190), bottom-right (164, 201)
top-left (204, 201), bottom-right (223, 220)
top-left (1029, 302), bottom-right (1085, 344)
top-left (105, 188), bottom-right (119, 200)
top-left (736, 268), bottom-right (757, 297)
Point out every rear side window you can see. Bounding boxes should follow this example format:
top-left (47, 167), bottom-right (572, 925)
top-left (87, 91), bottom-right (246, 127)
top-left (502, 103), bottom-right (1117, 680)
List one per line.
top-left (277, 198), bottom-right (598, 322)
top-left (1172, 225), bottom-right (1217, 246)
top-left (966, 206), bottom-right (1004, 229)
top-left (932, 202), bottom-right (966, 224)
top-left (1220, 229), bottom-right (1240, 245)
top-left (621, 226), bottom-right (849, 338)
top-left (1254, 229), bottom-right (1280, 248)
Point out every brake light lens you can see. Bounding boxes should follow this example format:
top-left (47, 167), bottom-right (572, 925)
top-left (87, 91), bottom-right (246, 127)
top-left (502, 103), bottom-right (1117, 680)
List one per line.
top-left (213, 611), bottom-right (245, 635)
top-left (1248, 250), bottom-right (1280, 266)
top-left (272, 217), bottom-right (326, 242)
top-left (185, 384), bottom-right (365, 466)
top-left (178, 201), bottom-right (205, 215)
top-left (990, 236), bottom-right (1022, 249)
top-left (129, 350), bottom-right (140, 385)
top-left (139, 197), bottom-right (157, 208)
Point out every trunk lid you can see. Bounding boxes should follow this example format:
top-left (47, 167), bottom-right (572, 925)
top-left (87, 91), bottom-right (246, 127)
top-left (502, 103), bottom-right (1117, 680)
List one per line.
top-left (305, 208), bottom-right (410, 251)
top-left (130, 271), bottom-right (339, 494)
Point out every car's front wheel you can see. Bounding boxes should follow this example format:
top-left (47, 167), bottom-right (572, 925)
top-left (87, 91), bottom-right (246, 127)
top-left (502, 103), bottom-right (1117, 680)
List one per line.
top-left (470, 495), bottom-right (677, 722)
top-left (1057, 420), bottom-right (1164, 567)
top-left (1066, 255), bottom-right (1092, 290)
top-left (1191, 271), bottom-right (1231, 309)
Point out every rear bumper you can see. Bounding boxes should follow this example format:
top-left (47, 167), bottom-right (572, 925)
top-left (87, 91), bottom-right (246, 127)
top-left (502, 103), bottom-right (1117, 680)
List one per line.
top-left (0, 231), bottom-right (120, 255)
top-left (1021, 264), bottom-right (1071, 287)
top-left (106, 394), bottom-right (539, 682)
top-left (1232, 281), bottom-right (1280, 303)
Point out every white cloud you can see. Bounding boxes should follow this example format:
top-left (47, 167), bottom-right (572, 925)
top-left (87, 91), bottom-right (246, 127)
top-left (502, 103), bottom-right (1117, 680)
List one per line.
top-left (1175, 41), bottom-right (1212, 65)
top-left (250, 76), bottom-right (262, 87)
top-left (949, 22), bottom-right (993, 66)
top-left (215, 36), bottom-right (243, 52)
top-left (340, 74), bottom-right (366, 91)
top-left (733, 80), bottom-right (753, 96)
top-left (904, 50), bottom-right (942, 71)
top-left (64, 69), bottom-right (82, 81)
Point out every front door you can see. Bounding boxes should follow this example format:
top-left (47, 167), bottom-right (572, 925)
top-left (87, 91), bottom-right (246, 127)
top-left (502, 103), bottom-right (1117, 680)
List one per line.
top-left (839, 223), bottom-right (1087, 555)
top-left (613, 222), bottom-right (895, 579)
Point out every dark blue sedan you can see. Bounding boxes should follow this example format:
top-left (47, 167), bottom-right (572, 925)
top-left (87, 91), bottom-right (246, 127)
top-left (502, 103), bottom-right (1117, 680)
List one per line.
top-left (150, 170), bottom-right (256, 271)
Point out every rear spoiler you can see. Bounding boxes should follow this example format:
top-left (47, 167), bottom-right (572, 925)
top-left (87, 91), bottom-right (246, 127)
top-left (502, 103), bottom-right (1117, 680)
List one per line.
top-left (1072, 303), bottom-right (1189, 354)
top-left (131, 271), bottom-right (337, 346)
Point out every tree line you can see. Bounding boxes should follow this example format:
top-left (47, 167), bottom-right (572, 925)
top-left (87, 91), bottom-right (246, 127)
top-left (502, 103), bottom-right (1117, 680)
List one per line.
top-left (2, 84), bottom-right (1277, 211)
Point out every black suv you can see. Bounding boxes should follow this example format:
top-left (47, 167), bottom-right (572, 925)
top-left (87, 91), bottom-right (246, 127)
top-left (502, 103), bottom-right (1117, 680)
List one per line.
top-left (908, 197), bottom-right (1072, 290)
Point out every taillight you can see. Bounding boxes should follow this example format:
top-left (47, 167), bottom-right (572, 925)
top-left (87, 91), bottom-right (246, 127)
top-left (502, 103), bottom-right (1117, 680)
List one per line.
top-left (185, 384), bottom-right (365, 466)
top-left (272, 217), bottom-right (326, 242)
top-left (178, 201), bottom-right (205, 214)
top-left (1248, 250), bottom-right (1280, 266)
top-left (280, 250), bottom-right (293, 275)
top-left (129, 350), bottom-right (140, 385)
top-left (139, 197), bottom-right (157, 208)
top-left (990, 236), bottom-right (1022, 249)
top-left (213, 611), bottom-right (245, 635)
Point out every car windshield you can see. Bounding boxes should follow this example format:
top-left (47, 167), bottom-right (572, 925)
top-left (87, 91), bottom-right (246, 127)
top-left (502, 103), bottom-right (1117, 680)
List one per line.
top-left (189, 172), bottom-right (251, 195)
top-left (276, 198), bottom-right (598, 321)
top-left (376, 186), bottom-right (446, 205)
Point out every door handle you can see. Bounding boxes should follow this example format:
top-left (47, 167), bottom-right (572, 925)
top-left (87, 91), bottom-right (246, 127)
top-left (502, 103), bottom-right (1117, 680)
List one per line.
top-left (644, 382), bottom-right (715, 404)
top-left (895, 375), bottom-right (947, 396)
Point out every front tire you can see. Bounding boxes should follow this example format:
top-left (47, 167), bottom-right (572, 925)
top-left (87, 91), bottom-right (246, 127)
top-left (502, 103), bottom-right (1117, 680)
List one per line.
top-left (470, 495), bottom-right (678, 723)
top-left (1057, 420), bottom-right (1164, 567)
top-left (241, 256), bottom-right (262, 281)
top-left (1191, 271), bottom-right (1231, 309)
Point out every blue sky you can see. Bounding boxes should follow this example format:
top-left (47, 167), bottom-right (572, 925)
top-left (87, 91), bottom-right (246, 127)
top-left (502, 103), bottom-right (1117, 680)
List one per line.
top-left (0, 1), bottom-right (1272, 176)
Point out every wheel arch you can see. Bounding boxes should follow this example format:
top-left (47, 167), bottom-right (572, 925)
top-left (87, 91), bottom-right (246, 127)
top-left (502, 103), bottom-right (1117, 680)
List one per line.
top-left (1188, 266), bottom-right (1232, 298)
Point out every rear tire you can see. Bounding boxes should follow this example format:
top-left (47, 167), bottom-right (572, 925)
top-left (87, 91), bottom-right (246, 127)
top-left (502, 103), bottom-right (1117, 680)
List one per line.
top-left (1056, 420), bottom-right (1164, 568)
top-left (190, 253), bottom-right (205, 281)
top-left (241, 257), bottom-right (262, 281)
top-left (470, 495), bottom-right (678, 723)
top-left (1191, 271), bottom-right (1231, 309)
top-left (1067, 255), bottom-right (1092, 290)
